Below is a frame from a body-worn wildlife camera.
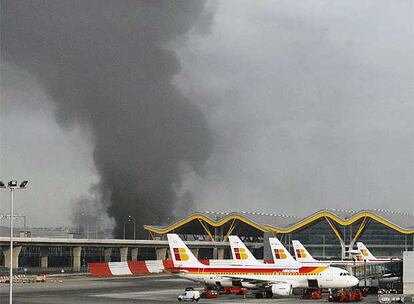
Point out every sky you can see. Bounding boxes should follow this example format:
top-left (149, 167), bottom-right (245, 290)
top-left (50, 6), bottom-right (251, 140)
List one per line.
top-left (0, 0), bottom-right (413, 228)
top-left (0, 66), bottom-right (98, 227)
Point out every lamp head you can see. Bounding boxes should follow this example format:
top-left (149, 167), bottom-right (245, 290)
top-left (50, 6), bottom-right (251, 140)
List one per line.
top-left (19, 181), bottom-right (28, 188)
top-left (8, 180), bottom-right (18, 188)
top-left (0, 181), bottom-right (5, 188)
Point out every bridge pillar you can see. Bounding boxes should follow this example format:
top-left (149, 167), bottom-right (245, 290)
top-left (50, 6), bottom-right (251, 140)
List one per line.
top-left (156, 248), bottom-right (167, 260)
top-left (190, 248), bottom-right (199, 259)
top-left (40, 247), bottom-right (49, 269)
top-left (120, 247), bottom-right (128, 262)
top-left (2, 246), bottom-right (22, 269)
top-left (217, 248), bottom-right (224, 260)
top-left (72, 246), bottom-right (81, 272)
top-left (104, 248), bottom-right (112, 262)
top-left (131, 248), bottom-right (139, 261)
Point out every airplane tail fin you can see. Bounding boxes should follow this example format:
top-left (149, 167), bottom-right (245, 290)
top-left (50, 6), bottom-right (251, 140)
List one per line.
top-left (292, 240), bottom-right (318, 262)
top-left (347, 249), bottom-right (364, 261)
top-left (167, 234), bottom-right (205, 268)
top-left (228, 235), bottom-right (261, 265)
top-left (357, 242), bottom-right (376, 260)
top-left (268, 237), bottom-right (297, 264)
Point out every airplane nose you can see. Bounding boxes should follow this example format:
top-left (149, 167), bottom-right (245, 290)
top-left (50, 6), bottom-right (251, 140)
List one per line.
top-left (350, 276), bottom-right (359, 287)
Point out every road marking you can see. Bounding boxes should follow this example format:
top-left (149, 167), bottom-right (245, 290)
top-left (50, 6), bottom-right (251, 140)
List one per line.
top-left (91, 288), bottom-right (194, 299)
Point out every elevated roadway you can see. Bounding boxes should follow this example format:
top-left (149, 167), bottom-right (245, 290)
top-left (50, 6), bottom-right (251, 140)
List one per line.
top-left (0, 236), bottom-right (262, 271)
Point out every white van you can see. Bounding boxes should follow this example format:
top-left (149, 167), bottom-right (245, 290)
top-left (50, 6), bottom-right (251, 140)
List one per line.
top-left (177, 287), bottom-right (200, 302)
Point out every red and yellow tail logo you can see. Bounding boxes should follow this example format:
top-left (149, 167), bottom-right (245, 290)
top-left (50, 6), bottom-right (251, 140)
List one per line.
top-left (234, 248), bottom-right (248, 260)
top-left (361, 249), bottom-right (369, 257)
top-left (173, 248), bottom-right (189, 261)
top-left (274, 249), bottom-right (287, 259)
top-left (296, 249), bottom-right (307, 258)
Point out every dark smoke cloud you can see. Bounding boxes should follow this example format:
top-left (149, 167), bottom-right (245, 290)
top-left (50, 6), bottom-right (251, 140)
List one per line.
top-left (1, 1), bottom-right (213, 237)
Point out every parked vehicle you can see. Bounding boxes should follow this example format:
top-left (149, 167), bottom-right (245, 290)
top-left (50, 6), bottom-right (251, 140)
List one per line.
top-left (178, 287), bottom-right (200, 302)
top-left (221, 287), bottom-right (247, 296)
top-left (201, 287), bottom-right (219, 299)
top-left (301, 288), bottom-right (322, 300)
top-left (328, 288), bottom-right (363, 302)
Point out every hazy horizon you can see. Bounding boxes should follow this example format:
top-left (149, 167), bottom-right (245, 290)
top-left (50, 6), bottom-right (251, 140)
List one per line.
top-left (1, 0), bottom-right (413, 231)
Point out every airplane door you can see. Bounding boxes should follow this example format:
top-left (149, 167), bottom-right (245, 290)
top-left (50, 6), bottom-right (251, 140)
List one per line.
top-left (308, 279), bottom-right (319, 288)
top-left (326, 271), bottom-right (333, 282)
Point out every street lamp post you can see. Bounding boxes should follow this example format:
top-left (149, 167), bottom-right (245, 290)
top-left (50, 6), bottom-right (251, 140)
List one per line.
top-left (123, 216), bottom-right (136, 240)
top-left (0, 180), bottom-right (28, 304)
top-left (80, 213), bottom-right (89, 239)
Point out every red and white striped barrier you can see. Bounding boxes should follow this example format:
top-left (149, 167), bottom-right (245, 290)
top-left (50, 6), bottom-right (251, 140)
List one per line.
top-left (88, 259), bottom-right (244, 277)
top-left (88, 260), bottom-right (174, 277)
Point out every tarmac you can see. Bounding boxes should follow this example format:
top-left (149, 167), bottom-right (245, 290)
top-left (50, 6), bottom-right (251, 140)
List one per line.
top-left (0, 274), bottom-right (378, 303)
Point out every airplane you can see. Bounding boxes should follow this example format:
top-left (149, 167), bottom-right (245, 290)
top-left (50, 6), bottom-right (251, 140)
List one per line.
top-left (267, 237), bottom-right (330, 268)
top-left (167, 233), bottom-right (359, 298)
top-left (356, 242), bottom-right (400, 263)
top-left (228, 235), bottom-right (263, 266)
top-left (268, 237), bottom-right (300, 265)
top-left (292, 240), bottom-right (399, 266)
top-left (229, 235), bottom-right (301, 267)
top-left (292, 240), bottom-right (364, 267)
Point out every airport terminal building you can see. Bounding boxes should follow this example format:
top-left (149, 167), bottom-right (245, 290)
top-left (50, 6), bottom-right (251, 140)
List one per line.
top-left (1, 208), bottom-right (412, 274)
top-left (144, 209), bottom-right (414, 260)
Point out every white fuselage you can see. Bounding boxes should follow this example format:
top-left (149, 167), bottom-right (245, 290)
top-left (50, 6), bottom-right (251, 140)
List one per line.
top-left (173, 264), bottom-right (359, 290)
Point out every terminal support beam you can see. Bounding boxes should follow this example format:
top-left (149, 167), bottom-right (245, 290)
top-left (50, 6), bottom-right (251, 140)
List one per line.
top-left (2, 246), bottom-right (22, 269)
top-left (72, 246), bottom-right (81, 272)
top-left (198, 219), bottom-right (215, 241)
top-left (349, 217), bottom-right (370, 249)
top-left (104, 248), bottom-right (112, 262)
top-left (223, 219), bottom-right (237, 242)
top-left (190, 248), bottom-right (199, 259)
top-left (156, 248), bottom-right (167, 260)
top-left (325, 217), bottom-right (346, 258)
top-left (40, 247), bottom-right (49, 269)
top-left (120, 247), bottom-right (128, 262)
top-left (131, 248), bottom-right (139, 261)
top-left (270, 231), bottom-right (279, 237)
top-left (217, 248), bottom-right (224, 260)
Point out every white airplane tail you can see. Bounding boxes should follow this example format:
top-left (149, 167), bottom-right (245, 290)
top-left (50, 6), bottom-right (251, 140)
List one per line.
top-left (357, 242), bottom-right (377, 260)
top-left (228, 235), bottom-right (261, 265)
top-left (167, 234), bottom-right (205, 268)
top-left (292, 240), bottom-right (318, 262)
top-left (268, 237), bottom-right (297, 264)
top-left (347, 249), bottom-right (364, 262)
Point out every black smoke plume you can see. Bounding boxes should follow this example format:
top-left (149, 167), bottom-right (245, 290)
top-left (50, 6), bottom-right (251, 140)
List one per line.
top-left (1, 1), bottom-right (213, 237)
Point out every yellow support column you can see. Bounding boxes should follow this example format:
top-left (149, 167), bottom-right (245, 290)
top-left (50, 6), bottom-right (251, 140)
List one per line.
top-left (198, 219), bottom-right (215, 241)
top-left (325, 217), bottom-right (345, 258)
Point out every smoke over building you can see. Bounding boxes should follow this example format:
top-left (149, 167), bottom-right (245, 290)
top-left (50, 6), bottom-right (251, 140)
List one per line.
top-left (1, 1), bottom-right (213, 237)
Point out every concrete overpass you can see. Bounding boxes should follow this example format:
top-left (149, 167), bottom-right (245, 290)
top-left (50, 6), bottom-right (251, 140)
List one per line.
top-left (0, 237), bottom-right (262, 271)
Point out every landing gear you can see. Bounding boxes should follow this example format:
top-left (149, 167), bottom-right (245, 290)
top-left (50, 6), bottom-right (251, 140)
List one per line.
top-left (265, 291), bottom-right (273, 298)
top-left (254, 292), bottom-right (264, 299)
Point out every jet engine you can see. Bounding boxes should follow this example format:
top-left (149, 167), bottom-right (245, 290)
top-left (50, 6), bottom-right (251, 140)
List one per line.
top-left (204, 277), bottom-right (233, 287)
top-left (271, 283), bottom-right (293, 296)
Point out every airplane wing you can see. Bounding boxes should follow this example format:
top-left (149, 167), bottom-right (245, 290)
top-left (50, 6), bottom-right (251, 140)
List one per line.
top-left (221, 274), bottom-right (295, 288)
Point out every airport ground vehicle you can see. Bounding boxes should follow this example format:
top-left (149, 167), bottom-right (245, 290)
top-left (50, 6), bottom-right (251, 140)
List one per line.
top-left (222, 287), bottom-right (247, 296)
top-left (301, 288), bottom-right (322, 300)
top-left (177, 287), bottom-right (200, 302)
top-left (328, 288), bottom-right (363, 302)
top-left (200, 287), bottom-right (219, 298)
top-left (167, 233), bottom-right (359, 298)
